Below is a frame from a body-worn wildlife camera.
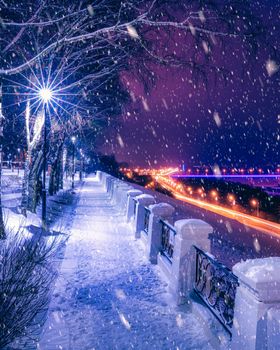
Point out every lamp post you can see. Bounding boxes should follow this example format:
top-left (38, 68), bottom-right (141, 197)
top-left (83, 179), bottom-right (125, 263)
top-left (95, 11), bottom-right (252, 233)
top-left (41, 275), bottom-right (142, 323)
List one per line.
top-left (17, 148), bottom-right (20, 175)
top-left (39, 88), bottom-right (53, 231)
top-left (228, 194), bottom-right (236, 206)
top-left (79, 148), bottom-right (84, 181)
top-left (71, 136), bottom-right (76, 190)
top-left (250, 198), bottom-right (260, 217)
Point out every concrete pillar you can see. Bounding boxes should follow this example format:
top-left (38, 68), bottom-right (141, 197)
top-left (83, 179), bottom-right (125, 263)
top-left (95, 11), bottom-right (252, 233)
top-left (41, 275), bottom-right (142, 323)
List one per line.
top-left (169, 219), bottom-right (212, 304)
top-left (111, 183), bottom-right (132, 211)
top-left (267, 306), bottom-right (280, 349)
top-left (118, 185), bottom-right (133, 212)
top-left (126, 190), bottom-right (143, 222)
top-left (96, 170), bottom-right (103, 182)
top-left (106, 176), bottom-right (118, 196)
top-left (103, 173), bottom-right (113, 191)
top-left (231, 257), bottom-right (280, 350)
top-left (134, 194), bottom-right (156, 239)
top-left (146, 203), bottom-right (175, 264)
top-left (111, 182), bottom-right (127, 203)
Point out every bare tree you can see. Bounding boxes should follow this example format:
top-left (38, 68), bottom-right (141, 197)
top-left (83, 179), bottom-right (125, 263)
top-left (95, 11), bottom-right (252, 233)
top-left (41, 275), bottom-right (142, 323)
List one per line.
top-left (0, 1), bottom-right (270, 77)
top-left (21, 100), bottom-right (44, 216)
top-left (0, 0), bottom-right (276, 217)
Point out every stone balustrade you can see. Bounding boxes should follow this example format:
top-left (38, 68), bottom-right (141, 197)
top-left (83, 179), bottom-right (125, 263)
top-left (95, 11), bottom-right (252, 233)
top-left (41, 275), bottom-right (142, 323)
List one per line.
top-left (95, 171), bottom-right (280, 349)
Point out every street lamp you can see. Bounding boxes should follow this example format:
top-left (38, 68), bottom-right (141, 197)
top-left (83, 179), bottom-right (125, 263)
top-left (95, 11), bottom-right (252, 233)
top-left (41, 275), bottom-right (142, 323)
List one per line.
top-left (210, 190), bottom-right (218, 201)
top-left (38, 87), bottom-right (53, 231)
top-left (227, 194), bottom-right (236, 206)
top-left (71, 136), bottom-right (76, 190)
top-left (250, 198), bottom-right (260, 217)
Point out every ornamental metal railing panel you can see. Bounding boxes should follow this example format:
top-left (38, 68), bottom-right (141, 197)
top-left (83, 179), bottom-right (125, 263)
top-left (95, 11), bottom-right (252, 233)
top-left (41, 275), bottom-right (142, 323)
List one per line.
top-left (143, 207), bottom-right (150, 234)
top-left (193, 245), bottom-right (239, 333)
top-left (160, 219), bottom-right (176, 263)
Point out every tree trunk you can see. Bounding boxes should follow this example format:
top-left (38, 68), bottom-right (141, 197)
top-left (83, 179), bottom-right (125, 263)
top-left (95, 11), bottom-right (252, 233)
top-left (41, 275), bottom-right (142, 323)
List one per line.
top-left (21, 150), bottom-right (31, 217)
top-left (0, 80), bottom-right (5, 239)
top-left (27, 150), bottom-right (43, 213)
top-left (0, 148), bottom-right (6, 239)
top-left (48, 142), bottom-right (64, 196)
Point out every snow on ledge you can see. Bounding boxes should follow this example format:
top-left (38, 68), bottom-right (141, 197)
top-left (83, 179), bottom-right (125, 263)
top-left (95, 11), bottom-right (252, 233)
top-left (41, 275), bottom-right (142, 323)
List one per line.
top-left (233, 257), bottom-right (280, 301)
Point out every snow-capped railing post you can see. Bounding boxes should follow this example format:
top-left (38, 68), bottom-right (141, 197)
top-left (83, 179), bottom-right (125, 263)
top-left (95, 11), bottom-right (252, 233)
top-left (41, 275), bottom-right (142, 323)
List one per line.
top-left (111, 182), bottom-right (132, 212)
top-left (134, 194), bottom-right (156, 239)
top-left (126, 189), bottom-right (143, 222)
top-left (108, 177), bottom-right (120, 198)
top-left (158, 219), bottom-right (212, 305)
top-left (146, 203), bottom-right (175, 264)
top-left (96, 170), bottom-right (103, 183)
top-left (101, 173), bottom-right (114, 192)
top-left (231, 257), bottom-right (280, 350)
top-left (267, 307), bottom-right (280, 349)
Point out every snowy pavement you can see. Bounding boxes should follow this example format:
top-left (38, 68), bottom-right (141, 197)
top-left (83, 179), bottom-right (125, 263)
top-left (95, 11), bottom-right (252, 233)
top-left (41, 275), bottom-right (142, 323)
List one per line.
top-left (38, 175), bottom-right (213, 350)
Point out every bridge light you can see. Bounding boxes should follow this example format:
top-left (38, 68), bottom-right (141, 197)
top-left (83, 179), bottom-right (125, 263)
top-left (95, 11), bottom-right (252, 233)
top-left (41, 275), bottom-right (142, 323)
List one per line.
top-left (250, 198), bottom-right (260, 217)
top-left (228, 194), bottom-right (236, 205)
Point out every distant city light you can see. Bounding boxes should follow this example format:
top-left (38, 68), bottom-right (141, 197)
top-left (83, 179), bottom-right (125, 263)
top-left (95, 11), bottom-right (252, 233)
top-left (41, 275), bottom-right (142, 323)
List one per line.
top-left (228, 194), bottom-right (236, 205)
top-left (250, 199), bottom-right (259, 207)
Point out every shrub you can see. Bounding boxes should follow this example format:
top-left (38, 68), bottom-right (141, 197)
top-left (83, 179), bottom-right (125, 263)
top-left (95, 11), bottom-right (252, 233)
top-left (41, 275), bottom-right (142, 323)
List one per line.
top-left (0, 228), bottom-right (61, 348)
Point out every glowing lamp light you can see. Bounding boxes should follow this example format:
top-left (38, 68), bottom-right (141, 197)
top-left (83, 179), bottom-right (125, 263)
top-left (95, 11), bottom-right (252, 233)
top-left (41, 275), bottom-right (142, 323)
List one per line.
top-left (250, 199), bottom-right (259, 207)
top-left (250, 198), bottom-right (260, 217)
top-left (228, 194), bottom-right (236, 205)
top-left (71, 136), bottom-right (77, 144)
top-left (39, 88), bottom-right (53, 103)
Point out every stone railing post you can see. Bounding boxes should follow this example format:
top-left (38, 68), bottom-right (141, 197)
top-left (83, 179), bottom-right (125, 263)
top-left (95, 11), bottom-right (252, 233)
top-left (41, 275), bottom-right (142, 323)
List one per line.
top-left (104, 173), bottom-right (113, 192)
top-left (231, 257), bottom-right (280, 350)
top-left (111, 182), bottom-right (132, 212)
top-left (111, 181), bottom-right (127, 203)
top-left (146, 203), bottom-right (175, 264)
top-left (267, 306), bottom-right (280, 349)
top-left (170, 219), bottom-right (212, 304)
top-left (126, 189), bottom-right (143, 222)
top-left (96, 170), bottom-right (103, 182)
top-left (134, 194), bottom-right (156, 239)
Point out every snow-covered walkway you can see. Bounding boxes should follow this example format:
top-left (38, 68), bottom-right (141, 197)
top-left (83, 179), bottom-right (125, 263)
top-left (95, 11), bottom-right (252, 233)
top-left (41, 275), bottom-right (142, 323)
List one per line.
top-left (39, 175), bottom-right (213, 350)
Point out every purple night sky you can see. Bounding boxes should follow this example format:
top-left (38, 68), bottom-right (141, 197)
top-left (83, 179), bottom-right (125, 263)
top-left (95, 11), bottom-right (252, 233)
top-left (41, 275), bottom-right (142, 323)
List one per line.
top-left (100, 2), bottom-right (279, 168)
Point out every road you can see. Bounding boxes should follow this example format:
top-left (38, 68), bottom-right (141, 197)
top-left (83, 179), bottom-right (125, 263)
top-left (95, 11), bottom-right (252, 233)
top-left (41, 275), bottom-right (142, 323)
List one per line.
top-left (133, 174), bottom-right (280, 268)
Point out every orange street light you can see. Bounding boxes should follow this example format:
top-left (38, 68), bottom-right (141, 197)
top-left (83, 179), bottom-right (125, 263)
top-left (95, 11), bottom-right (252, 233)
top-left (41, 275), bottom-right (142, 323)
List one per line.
top-left (250, 198), bottom-right (260, 217)
top-left (210, 190), bottom-right (218, 201)
top-left (228, 194), bottom-right (236, 205)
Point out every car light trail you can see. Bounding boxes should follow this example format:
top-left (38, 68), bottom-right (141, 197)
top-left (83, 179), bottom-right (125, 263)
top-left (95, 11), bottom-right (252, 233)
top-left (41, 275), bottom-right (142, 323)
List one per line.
top-left (154, 174), bottom-right (280, 237)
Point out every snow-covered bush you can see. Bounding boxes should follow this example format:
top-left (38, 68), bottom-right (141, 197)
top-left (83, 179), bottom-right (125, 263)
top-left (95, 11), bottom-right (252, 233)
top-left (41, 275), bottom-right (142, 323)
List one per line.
top-left (0, 229), bottom-right (61, 348)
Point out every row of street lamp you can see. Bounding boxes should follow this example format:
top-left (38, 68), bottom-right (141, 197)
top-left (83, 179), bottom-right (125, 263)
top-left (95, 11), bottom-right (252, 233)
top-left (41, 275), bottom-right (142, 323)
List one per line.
top-left (184, 186), bottom-right (260, 216)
